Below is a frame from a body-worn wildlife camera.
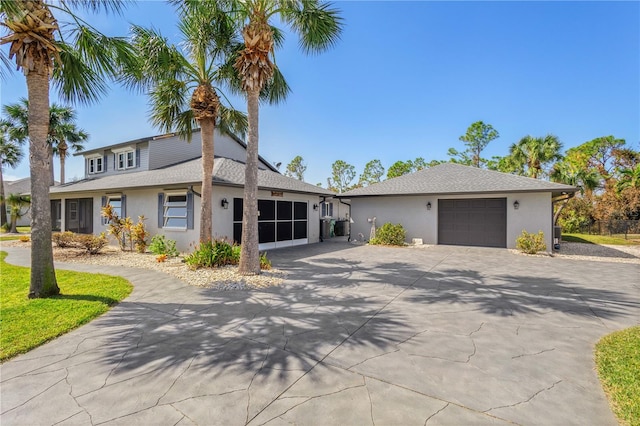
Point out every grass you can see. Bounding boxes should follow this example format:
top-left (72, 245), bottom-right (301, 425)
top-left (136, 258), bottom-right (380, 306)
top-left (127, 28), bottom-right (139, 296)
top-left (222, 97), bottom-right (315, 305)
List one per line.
top-left (595, 326), bottom-right (640, 426)
top-left (562, 233), bottom-right (640, 246)
top-left (0, 251), bottom-right (132, 362)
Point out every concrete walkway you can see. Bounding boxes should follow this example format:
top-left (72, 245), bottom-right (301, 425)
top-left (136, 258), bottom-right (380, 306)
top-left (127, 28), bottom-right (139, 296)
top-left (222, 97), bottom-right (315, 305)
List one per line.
top-left (1, 243), bottom-right (639, 425)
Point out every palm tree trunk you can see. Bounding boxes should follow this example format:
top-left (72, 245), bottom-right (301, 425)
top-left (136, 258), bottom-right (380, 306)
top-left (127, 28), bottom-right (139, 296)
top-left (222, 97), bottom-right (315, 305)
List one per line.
top-left (49, 144), bottom-right (55, 186)
top-left (238, 89), bottom-right (261, 275)
top-left (199, 118), bottom-right (214, 242)
top-left (59, 145), bottom-right (66, 185)
top-left (26, 69), bottom-right (59, 298)
top-left (0, 167), bottom-right (7, 227)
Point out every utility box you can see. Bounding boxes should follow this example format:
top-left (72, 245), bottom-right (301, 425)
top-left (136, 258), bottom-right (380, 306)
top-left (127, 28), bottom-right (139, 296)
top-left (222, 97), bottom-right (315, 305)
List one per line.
top-left (553, 226), bottom-right (562, 250)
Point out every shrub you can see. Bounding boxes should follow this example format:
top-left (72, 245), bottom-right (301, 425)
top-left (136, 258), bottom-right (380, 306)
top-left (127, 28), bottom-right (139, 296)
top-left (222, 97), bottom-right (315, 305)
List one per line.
top-left (184, 239), bottom-right (235, 269)
top-left (52, 231), bottom-right (76, 248)
top-left (260, 252), bottom-right (272, 270)
top-left (75, 233), bottom-right (108, 255)
top-left (131, 216), bottom-right (149, 253)
top-left (19, 235), bottom-right (30, 243)
top-left (516, 230), bottom-right (547, 254)
top-left (369, 222), bottom-right (406, 246)
top-left (149, 235), bottom-right (179, 257)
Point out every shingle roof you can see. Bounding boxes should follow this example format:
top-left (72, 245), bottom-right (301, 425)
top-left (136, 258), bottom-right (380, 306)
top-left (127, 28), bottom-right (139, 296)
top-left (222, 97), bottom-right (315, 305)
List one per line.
top-left (3, 177), bottom-right (31, 195)
top-left (50, 157), bottom-right (335, 196)
top-left (340, 163), bottom-right (577, 197)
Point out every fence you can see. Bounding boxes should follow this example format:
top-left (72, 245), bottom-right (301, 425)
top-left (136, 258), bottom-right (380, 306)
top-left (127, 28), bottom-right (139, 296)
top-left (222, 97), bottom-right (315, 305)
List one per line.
top-left (578, 220), bottom-right (640, 238)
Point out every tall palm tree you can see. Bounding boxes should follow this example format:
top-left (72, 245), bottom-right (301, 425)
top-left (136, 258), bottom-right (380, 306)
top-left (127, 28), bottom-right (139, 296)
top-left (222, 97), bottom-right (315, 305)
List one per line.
top-left (507, 134), bottom-right (563, 179)
top-left (121, 2), bottom-right (247, 242)
top-left (231, 0), bottom-right (343, 274)
top-left (0, 120), bottom-right (25, 227)
top-left (1, 0), bottom-right (135, 298)
top-left (3, 99), bottom-right (88, 185)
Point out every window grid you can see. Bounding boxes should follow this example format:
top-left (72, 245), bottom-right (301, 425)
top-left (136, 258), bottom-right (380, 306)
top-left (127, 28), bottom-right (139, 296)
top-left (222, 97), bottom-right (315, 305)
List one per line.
top-left (163, 193), bottom-right (187, 229)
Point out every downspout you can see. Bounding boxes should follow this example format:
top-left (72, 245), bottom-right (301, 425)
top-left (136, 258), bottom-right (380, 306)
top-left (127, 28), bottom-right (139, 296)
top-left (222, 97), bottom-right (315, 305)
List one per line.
top-left (319, 196), bottom-right (326, 242)
top-left (338, 198), bottom-right (352, 242)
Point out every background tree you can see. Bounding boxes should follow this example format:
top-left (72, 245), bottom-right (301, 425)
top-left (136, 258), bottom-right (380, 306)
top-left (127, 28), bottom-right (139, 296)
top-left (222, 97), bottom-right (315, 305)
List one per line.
top-left (0, 0), bottom-right (136, 298)
top-left (284, 155), bottom-right (306, 180)
top-left (232, 0), bottom-right (343, 274)
top-left (327, 160), bottom-right (355, 193)
top-left (550, 160), bottom-right (599, 227)
top-left (455, 121), bottom-right (499, 167)
top-left (122, 3), bottom-right (247, 242)
top-left (0, 120), bottom-right (25, 228)
top-left (564, 135), bottom-right (626, 191)
top-left (358, 159), bottom-right (384, 187)
top-left (506, 134), bottom-right (563, 179)
top-left (4, 193), bottom-right (30, 233)
top-left (386, 157), bottom-right (428, 179)
top-left (3, 99), bottom-right (88, 185)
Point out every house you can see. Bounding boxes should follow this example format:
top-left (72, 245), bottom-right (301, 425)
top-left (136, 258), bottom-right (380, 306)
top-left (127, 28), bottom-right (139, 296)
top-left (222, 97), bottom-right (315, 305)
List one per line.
top-left (339, 163), bottom-right (576, 250)
top-left (49, 129), bottom-right (334, 251)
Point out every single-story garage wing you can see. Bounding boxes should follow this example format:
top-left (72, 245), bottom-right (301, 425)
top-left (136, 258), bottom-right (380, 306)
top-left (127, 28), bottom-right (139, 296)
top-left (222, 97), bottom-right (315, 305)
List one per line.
top-left (338, 163), bottom-right (576, 250)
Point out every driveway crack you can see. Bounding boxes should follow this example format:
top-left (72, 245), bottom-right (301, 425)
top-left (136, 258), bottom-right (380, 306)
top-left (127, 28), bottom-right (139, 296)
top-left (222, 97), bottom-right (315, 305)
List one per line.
top-left (511, 348), bottom-right (555, 359)
top-left (484, 380), bottom-right (563, 413)
top-left (424, 402), bottom-right (449, 425)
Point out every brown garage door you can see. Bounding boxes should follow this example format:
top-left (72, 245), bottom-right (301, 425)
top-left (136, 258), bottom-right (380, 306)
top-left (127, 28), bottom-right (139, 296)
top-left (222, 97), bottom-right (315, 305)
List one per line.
top-left (438, 198), bottom-right (506, 248)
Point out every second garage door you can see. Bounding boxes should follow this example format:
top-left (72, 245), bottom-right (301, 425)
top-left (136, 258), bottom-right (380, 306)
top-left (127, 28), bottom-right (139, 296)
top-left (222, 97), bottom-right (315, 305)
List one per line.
top-left (438, 198), bottom-right (506, 248)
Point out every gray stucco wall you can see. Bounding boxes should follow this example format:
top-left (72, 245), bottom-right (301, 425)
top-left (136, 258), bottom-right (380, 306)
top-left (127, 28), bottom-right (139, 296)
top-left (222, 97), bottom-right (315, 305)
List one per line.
top-left (349, 192), bottom-right (553, 250)
top-left (52, 186), bottom-right (323, 252)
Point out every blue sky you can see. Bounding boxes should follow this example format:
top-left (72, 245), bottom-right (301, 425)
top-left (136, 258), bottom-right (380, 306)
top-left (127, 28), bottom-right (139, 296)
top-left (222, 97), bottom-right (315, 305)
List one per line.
top-left (2, 1), bottom-right (638, 186)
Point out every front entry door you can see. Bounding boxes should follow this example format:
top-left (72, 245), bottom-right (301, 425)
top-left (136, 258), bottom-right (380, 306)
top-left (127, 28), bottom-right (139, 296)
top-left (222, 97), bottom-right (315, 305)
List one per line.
top-left (65, 198), bottom-right (93, 234)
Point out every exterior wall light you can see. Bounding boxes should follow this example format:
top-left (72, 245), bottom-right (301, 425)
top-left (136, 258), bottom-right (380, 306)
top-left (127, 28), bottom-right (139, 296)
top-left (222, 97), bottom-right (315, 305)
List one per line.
top-left (221, 198), bottom-right (229, 209)
top-left (426, 201), bottom-right (432, 210)
top-left (313, 203), bottom-right (319, 211)
top-left (513, 200), bottom-right (519, 210)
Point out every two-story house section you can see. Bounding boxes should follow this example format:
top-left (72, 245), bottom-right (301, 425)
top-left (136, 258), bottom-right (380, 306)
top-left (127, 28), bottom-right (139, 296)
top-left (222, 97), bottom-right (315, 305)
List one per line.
top-left (50, 129), bottom-right (335, 251)
top-left (78, 128), bottom-right (278, 179)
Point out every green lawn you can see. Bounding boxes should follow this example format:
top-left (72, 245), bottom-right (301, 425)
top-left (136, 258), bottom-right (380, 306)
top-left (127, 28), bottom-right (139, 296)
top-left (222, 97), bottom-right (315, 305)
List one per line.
top-left (562, 233), bottom-right (640, 246)
top-left (0, 235), bottom-right (22, 241)
top-left (596, 326), bottom-right (640, 426)
top-left (0, 251), bottom-right (132, 361)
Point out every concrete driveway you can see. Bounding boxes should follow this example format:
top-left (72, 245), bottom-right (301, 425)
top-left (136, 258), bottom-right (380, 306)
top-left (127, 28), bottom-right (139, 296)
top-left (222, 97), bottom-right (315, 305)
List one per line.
top-left (1, 243), bottom-right (639, 425)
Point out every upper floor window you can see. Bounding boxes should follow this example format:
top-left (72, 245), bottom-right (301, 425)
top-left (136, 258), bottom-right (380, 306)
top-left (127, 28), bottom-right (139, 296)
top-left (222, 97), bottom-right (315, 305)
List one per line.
top-left (113, 146), bottom-right (136, 170)
top-left (88, 155), bottom-right (104, 174)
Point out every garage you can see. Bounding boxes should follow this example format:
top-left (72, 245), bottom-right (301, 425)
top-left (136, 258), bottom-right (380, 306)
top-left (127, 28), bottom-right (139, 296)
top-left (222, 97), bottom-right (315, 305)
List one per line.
top-left (438, 198), bottom-right (506, 247)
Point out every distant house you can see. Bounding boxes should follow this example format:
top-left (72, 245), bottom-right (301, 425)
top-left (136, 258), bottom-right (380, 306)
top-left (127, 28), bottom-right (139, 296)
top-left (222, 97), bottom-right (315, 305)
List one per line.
top-left (339, 163), bottom-right (576, 250)
top-left (49, 129), bottom-right (334, 251)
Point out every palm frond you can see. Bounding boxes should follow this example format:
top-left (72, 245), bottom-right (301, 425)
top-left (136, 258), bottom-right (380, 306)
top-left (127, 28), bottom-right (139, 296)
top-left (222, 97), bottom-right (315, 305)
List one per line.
top-left (52, 41), bottom-right (109, 105)
top-left (260, 65), bottom-right (290, 104)
top-left (148, 78), bottom-right (191, 134)
top-left (61, 0), bottom-right (130, 15)
top-left (281, 0), bottom-right (343, 54)
top-left (218, 104), bottom-right (247, 139)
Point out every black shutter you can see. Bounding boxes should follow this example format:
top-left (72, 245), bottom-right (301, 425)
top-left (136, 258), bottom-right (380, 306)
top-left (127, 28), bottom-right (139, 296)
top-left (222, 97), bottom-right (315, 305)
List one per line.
top-left (158, 193), bottom-right (164, 228)
top-left (136, 148), bottom-right (140, 167)
top-left (103, 154), bottom-right (107, 172)
top-left (186, 191), bottom-right (194, 230)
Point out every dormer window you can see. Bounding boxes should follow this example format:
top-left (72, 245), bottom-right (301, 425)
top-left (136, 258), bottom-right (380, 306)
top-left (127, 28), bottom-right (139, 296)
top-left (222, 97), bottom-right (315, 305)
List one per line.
top-left (87, 154), bottom-right (104, 174)
top-left (113, 146), bottom-right (136, 170)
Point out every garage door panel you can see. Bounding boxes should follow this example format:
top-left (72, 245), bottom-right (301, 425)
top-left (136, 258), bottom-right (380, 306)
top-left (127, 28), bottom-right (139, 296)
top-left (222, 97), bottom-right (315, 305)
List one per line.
top-left (438, 198), bottom-right (506, 248)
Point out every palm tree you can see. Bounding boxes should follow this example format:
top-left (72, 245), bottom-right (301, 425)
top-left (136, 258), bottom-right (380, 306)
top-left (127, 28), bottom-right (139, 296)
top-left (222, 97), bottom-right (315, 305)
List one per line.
top-left (121, 2), bottom-right (247, 242)
top-left (1, 0), bottom-right (135, 298)
top-left (616, 164), bottom-right (640, 192)
top-left (507, 134), bottom-right (563, 179)
top-left (0, 120), bottom-right (25, 227)
top-left (3, 99), bottom-right (88, 185)
top-left (231, 0), bottom-right (343, 274)
top-left (4, 193), bottom-right (30, 233)
top-left (550, 161), bottom-right (600, 225)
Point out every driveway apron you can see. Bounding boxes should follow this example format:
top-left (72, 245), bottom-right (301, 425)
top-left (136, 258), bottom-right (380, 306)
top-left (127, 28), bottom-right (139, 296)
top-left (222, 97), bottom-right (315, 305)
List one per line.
top-left (1, 244), bottom-right (639, 425)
